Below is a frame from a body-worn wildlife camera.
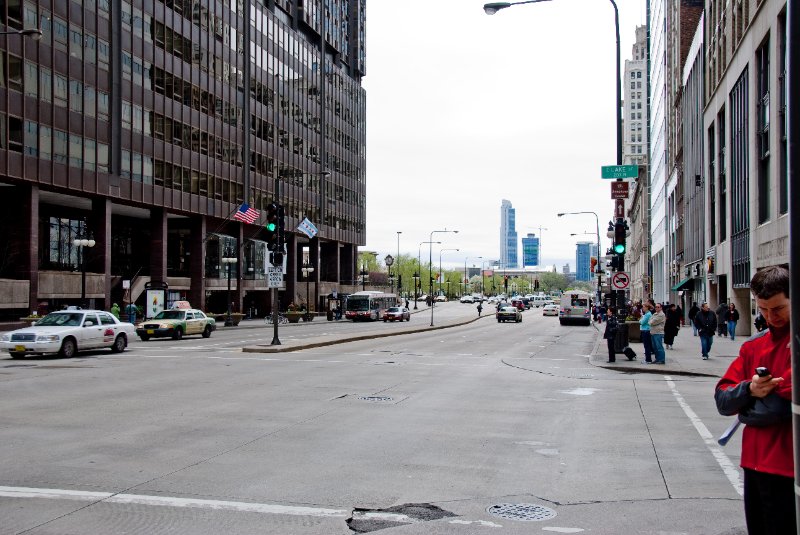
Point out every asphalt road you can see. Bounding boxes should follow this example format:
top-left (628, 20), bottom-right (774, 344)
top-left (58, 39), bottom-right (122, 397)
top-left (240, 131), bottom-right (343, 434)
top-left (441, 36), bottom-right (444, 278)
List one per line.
top-left (0, 303), bottom-right (746, 534)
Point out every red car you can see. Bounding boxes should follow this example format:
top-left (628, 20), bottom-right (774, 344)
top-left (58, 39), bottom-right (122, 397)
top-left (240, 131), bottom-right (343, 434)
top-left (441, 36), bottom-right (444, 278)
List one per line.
top-left (383, 306), bottom-right (411, 322)
top-left (510, 299), bottom-right (525, 311)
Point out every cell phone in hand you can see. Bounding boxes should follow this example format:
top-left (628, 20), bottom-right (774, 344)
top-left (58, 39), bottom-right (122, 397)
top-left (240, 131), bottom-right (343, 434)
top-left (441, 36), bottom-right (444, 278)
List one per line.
top-left (756, 366), bottom-right (770, 377)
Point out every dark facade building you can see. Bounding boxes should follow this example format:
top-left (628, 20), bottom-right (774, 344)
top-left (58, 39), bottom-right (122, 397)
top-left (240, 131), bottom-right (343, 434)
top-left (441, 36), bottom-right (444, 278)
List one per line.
top-left (0, 0), bottom-right (367, 318)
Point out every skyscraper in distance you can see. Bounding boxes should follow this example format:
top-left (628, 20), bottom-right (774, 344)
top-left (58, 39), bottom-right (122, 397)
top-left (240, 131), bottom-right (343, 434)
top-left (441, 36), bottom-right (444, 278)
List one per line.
top-left (575, 242), bottom-right (599, 282)
top-left (500, 200), bottom-right (518, 269)
top-left (522, 233), bottom-right (540, 267)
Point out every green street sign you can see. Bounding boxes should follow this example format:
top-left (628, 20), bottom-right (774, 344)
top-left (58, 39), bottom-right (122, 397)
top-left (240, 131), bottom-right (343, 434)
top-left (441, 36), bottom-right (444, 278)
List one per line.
top-left (601, 165), bottom-right (639, 179)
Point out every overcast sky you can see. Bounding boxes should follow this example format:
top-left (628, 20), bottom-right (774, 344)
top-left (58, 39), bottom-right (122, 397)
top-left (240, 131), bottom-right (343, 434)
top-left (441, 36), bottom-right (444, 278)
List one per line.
top-left (361, 0), bottom-right (647, 271)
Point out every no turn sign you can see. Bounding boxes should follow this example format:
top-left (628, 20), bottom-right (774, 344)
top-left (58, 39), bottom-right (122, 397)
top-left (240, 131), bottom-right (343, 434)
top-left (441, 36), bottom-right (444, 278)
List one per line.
top-left (611, 272), bottom-right (630, 290)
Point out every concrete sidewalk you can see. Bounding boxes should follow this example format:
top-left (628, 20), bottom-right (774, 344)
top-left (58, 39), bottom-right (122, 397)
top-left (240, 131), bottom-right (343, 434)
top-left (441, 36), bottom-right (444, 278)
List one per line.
top-left (590, 324), bottom-right (746, 377)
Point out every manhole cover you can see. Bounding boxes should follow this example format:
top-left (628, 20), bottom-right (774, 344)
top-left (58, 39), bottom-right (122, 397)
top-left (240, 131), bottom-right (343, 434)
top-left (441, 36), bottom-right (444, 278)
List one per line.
top-left (358, 396), bottom-right (394, 403)
top-left (486, 503), bottom-right (556, 521)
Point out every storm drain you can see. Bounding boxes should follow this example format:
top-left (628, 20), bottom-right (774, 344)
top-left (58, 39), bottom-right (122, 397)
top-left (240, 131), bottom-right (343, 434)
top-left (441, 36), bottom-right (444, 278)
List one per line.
top-left (347, 503), bottom-right (456, 533)
top-left (486, 503), bottom-right (557, 521)
top-left (357, 395), bottom-right (394, 403)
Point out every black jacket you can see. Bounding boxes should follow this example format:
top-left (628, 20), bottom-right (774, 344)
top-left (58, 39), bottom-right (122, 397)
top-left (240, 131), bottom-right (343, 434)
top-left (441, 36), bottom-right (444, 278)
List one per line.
top-left (694, 310), bottom-right (717, 336)
top-left (603, 316), bottom-right (619, 340)
top-left (724, 309), bottom-right (740, 322)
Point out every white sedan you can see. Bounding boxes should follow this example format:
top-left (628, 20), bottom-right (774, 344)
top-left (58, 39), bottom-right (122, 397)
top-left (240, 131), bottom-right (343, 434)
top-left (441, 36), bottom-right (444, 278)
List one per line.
top-left (0, 310), bottom-right (136, 359)
top-left (542, 304), bottom-right (561, 316)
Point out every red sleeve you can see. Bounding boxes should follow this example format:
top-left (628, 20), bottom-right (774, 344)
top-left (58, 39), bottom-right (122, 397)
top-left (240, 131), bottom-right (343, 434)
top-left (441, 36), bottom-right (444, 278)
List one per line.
top-left (716, 341), bottom-right (752, 392)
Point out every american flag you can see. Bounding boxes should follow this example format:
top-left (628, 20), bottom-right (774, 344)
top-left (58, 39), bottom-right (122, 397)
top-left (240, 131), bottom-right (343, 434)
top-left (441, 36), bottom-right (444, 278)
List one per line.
top-left (232, 203), bottom-right (260, 224)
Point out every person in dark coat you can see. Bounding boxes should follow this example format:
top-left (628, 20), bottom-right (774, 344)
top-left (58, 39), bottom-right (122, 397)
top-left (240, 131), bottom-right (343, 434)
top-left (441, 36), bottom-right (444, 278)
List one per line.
top-left (694, 303), bottom-right (717, 359)
top-left (688, 302), bottom-right (700, 336)
top-left (664, 303), bottom-right (681, 349)
top-left (724, 303), bottom-right (740, 341)
top-left (715, 302), bottom-right (729, 337)
top-left (603, 306), bottom-right (619, 363)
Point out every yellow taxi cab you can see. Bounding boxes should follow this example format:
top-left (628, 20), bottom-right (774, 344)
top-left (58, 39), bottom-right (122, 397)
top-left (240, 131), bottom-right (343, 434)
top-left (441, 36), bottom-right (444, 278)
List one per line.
top-left (136, 308), bottom-right (216, 341)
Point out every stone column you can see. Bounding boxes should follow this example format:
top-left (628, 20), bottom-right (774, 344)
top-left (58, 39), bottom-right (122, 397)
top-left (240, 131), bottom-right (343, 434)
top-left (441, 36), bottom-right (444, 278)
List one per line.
top-left (13, 185), bottom-right (39, 312)
top-left (90, 198), bottom-right (112, 311)
top-left (310, 236), bottom-right (320, 311)
top-left (149, 208), bottom-right (168, 284)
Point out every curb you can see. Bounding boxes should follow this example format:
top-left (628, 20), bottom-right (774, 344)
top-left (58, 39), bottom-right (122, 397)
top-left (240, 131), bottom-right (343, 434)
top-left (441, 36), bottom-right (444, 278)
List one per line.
top-left (242, 313), bottom-right (489, 353)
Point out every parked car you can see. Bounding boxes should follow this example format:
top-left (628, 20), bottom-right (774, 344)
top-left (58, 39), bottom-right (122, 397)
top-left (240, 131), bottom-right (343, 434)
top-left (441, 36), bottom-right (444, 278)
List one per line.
top-left (0, 310), bottom-right (135, 359)
top-left (434, 295), bottom-right (448, 302)
top-left (496, 306), bottom-right (522, 323)
top-left (136, 308), bottom-right (216, 340)
top-left (383, 306), bottom-right (411, 322)
top-left (460, 295), bottom-right (475, 303)
top-left (542, 304), bottom-right (561, 316)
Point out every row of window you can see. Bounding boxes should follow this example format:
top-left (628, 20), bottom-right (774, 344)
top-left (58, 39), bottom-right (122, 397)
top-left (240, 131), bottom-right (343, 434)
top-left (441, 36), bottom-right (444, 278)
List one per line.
top-left (2, 58), bottom-right (111, 119)
top-left (1, 117), bottom-right (110, 172)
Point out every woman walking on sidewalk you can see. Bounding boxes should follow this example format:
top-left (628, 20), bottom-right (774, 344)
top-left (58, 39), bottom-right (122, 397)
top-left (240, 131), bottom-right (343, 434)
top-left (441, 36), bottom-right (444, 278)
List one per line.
top-left (688, 302), bottom-right (700, 336)
top-left (724, 303), bottom-right (740, 341)
top-left (639, 303), bottom-right (654, 363)
top-left (603, 307), bottom-right (619, 363)
top-left (648, 304), bottom-right (667, 364)
top-left (664, 303), bottom-right (680, 349)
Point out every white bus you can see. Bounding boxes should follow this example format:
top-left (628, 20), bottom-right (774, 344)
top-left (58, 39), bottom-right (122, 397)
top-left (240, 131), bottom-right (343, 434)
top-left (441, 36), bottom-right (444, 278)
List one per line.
top-left (559, 291), bottom-right (593, 326)
top-left (345, 291), bottom-right (398, 321)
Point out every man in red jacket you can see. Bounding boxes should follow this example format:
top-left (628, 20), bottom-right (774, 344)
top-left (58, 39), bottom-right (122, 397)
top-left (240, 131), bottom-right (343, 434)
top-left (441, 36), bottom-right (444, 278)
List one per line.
top-left (715, 265), bottom-right (793, 534)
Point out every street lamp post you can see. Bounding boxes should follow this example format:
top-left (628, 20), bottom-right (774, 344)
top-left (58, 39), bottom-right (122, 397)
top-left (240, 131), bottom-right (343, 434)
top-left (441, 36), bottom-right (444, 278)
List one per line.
top-left (72, 224), bottom-right (96, 308)
top-left (221, 248), bottom-right (237, 326)
top-left (438, 248), bottom-right (460, 297)
top-left (418, 240), bottom-right (441, 309)
top-left (359, 264), bottom-right (368, 291)
top-left (301, 261), bottom-right (315, 320)
top-left (384, 254), bottom-right (395, 295)
top-left (396, 231), bottom-right (402, 296)
top-left (559, 212), bottom-right (602, 306)
top-left (429, 230), bottom-right (458, 326)
top-left (484, 0), bottom-right (622, 165)
top-left (412, 272), bottom-right (420, 309)
top-left (0, 28), bottom-right (43, 40)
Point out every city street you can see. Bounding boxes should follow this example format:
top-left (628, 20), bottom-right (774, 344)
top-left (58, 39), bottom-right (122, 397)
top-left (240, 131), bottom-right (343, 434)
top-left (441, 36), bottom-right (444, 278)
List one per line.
top-left (1, 303), bottom-right (746, 534)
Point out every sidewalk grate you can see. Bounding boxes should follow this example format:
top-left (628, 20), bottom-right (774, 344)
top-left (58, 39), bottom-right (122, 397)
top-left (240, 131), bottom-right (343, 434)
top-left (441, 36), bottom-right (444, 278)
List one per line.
top-left (486, 503), bottom-right (556, 521)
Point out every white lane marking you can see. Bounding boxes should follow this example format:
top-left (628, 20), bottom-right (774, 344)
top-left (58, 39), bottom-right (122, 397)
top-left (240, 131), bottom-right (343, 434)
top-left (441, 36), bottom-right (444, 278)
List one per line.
top-left (449, 519), bottom-right (502, 527)
top-left (351, 511), bottom-right (417, 523)
top-left (665, 376), bottom-right (743, 496)
top-left (542, 528), bottom-right (584, 533)
top-left (0, 485), bottom-right (348, 517)
top-left (559, 388), bottom-right (598, 396)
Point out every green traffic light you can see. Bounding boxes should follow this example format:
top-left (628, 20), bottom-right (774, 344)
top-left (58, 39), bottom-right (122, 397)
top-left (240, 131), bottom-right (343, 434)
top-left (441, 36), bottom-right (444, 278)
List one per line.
top-left (613, 243), bottom-right (626, 254)
top-left (266, 222), bottom-right (276, 232)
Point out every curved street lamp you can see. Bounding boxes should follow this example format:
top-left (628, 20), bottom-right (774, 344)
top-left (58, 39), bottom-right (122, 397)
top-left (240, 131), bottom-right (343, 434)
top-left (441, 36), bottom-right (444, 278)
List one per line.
top-left (559, 211), bottom-right (602, 305)
top-left (0, 28), bottom-right (43, 40)
top-left (429, 230), bottom-right (458, 326)
top-left (484, 0), bottom-right (622, 165)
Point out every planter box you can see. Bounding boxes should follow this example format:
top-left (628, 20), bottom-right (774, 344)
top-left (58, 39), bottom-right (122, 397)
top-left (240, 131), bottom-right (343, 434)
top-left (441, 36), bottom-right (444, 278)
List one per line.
top-left (302, 313), bottom-right (315, 322)
top-left (625, 321), bottom-right (641, 342)
top-left (209, 313), bottom-right (244, 326)
top-left (286, 312), bottom-right (303, 323)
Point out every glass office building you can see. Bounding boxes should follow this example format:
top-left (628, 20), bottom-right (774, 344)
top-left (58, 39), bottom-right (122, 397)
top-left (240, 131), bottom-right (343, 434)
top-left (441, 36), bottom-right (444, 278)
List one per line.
top-left (0, 0), bottom-right (366, 317)
top-left (521, 233), bottom-right (539, 267)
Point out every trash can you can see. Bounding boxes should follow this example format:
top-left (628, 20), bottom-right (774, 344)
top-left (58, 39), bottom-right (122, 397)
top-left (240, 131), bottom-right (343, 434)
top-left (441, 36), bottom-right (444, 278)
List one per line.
top-left (327, 310), bottom-right (334, 321)
top-left (613, 322), bottom-right (629, 353)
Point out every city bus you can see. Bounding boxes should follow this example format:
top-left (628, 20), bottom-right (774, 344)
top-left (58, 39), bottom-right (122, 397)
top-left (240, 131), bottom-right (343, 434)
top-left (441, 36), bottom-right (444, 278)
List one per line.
top-left (345, 291), bottom-right (398, 321)
top-left (559, 291), bottom-right (593, 326)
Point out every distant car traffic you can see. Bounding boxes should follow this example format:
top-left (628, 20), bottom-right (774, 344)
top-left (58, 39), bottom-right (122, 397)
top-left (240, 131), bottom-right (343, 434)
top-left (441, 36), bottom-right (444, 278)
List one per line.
top-left (460, 295), bottom-right (475, 303)
top-left (510, 299), bottom-right (525, 311)
top-left (496, 306), bottom-right (522, 323)
top-left (383, 306), bottom-right (411, 322)
top-left (136, 309), bottom-right (216, 340)
top-left (0, 310), bottom-right (135, 359)
top-left (542, 304), bottom-right (561, 316)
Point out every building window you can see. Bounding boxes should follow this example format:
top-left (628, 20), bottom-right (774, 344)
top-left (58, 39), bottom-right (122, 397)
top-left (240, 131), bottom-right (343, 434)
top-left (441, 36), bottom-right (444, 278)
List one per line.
top-left (756, 37), bottom-right (769, 224)
top-left (69, 25), bottom-right (83, 60)
top-left (69, 134), bottom-right (82, 168)
top-left (54, 74), bottom-right (68, 107)
top-left (97, 142), bottom-right (109, 173)
top-left (84, 138), bottom-right (96, 171)
top-left (53, 16), bottom-right (68, 52)
top-left (69, 80), bottom-right (83, 113)
top-left (53, 129), bottom-right (68, 164)
top-left (98, 91), bottom-right (110, 120)
top-left (778, 13), bottom-right (788, 215)
top-left (729, 68), bottom-right (750, 287)
top-left (23, 120), bottom-right (37, 156)
top-left (98, 38), bottom-right (110, 70)
top-left (39, 66), bottom-right (51, 102)
top-left (84, 86), bottom-right (96, 117)
top-left (6, 54), bottom-right (23, 92)
top-left (718, 108), bottom-right (726, 241)
top-left (23, 61), bottom-right (37, 97)
top-left (39, 125), bottom-right (51, 161)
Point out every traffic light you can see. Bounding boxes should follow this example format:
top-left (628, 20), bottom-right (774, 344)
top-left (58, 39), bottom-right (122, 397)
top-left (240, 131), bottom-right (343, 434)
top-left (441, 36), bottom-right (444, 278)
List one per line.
top-left (613, 219), bottom-right (627, 255)
top-left (265, 202), bottom-right (279, 251)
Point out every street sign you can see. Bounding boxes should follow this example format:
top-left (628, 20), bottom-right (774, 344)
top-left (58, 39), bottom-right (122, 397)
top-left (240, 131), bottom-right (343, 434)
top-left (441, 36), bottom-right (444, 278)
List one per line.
top-left (615, 199), bottom-right (625, 218)
top-left (611, 181), bottom-right (629, 199)
top-left (611, 272), bottom-right (630, 290)
top-left (601, 165), bottom-right (639, 179)
top-left (267, 267), bottom-right (284, 288)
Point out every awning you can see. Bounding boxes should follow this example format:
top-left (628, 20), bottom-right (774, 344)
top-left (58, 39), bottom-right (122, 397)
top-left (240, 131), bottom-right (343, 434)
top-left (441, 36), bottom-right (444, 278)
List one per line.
top-left (671, 278), bottom-right (694, 291)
